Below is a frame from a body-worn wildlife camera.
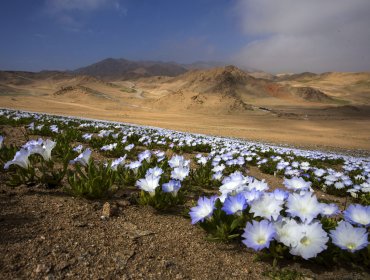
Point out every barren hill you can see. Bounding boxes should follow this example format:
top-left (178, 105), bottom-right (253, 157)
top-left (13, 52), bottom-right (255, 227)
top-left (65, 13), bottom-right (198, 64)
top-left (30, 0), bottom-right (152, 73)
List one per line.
top-left (1, 67), bottom-right (369, 151)
top-left (74, 58), bottom-right (188, 80)
top-left (136, 66), bottom-right (337, 113)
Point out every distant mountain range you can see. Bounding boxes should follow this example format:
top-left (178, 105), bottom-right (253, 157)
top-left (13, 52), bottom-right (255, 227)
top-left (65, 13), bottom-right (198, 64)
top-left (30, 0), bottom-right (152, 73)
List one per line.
top-left (74, 58), bottom-right (234, 80)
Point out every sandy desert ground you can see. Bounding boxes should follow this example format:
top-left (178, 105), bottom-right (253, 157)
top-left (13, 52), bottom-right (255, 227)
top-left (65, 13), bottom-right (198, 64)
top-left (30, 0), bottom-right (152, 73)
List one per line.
top-left (0, 68), bottom-right (369, 153)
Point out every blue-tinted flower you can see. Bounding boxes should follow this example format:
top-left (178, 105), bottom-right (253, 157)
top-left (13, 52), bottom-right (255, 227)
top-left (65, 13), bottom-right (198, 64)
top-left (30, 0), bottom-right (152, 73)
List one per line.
top-left (145, 166), bottom-right (162, 177)
top-left (127, 160), bottom-right (141, 170)
top-left (125, 144), bottom-right (135, 151)
top-left (111, 156), bottom-right (127, 171)
top-left (314, 168), bottom-right (326, 177)
top-left (286, 192), bottom-right (322, 223)
top-left (30, 139), bottom-right (56, 161)
top-left (0, 135), bottom-right (3, 148)
top-left (162, 180), bottom-right (181, 195)
top-left (242, 220), bottom-right (276, 251)
top-left (242, 189), bottom-right (263, 203)
top-left (272, 189), bottom-right (289, 201)
top-left (221, 193), bottom-right (247, 215)
top-left (168, 155), bottom-right (189, 168)
top-left (284, 177), bottom-right (311, 192)
top-left (82, 133), bottom-right (92, 140)
top-left (4, 148), bottom-right (30, 169)
top-left (73, 144), bottom-right (83, 153)
top-left (70, 148), bottom-right (91, 166)
top-left (330, 221), bottom-right (369, 252)
top-left (250, 193), bottom-right (284, 221)
top-left (248, 179), bottom-right (269, 192)
top-left (101, 143), bottom-right (117, 151)
top-left (274, 217), bottom-right (299, 247)
top-left (289, 222), bottom-right (328, 260)
top-left (320, 203), bottom-right (340, 217)
top-left (136, 173), bottom-right (160, 196)
top-left (344, 204), bottom-right (370, 227)
top-left (189, 196), bottom-right (217, 224)
top-left (138, 150), bottom-right (151, 162)
top-left (171, 166), bottom-right (190, 181)
top-left (212, 171), bottom-right (223, 181)
top-left (50, 124), bottom-right (58, 133)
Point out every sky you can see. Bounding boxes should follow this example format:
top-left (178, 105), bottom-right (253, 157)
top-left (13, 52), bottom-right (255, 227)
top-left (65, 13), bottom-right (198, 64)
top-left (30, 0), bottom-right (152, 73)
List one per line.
top-left (0, 0), bottom-right (369, 73)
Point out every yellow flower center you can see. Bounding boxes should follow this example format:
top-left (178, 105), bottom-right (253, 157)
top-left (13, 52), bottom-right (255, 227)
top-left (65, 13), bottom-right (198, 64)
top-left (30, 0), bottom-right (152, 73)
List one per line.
top-left (346, 243), bottom-right (356, 250)
top-left (257, 238), bottom-right (266, 244)
top-left (300, 236), bottom-right (311, 246)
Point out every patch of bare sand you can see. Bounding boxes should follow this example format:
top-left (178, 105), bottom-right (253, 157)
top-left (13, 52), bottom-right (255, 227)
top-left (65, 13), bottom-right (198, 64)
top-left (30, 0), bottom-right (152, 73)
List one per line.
top-left (1, 95), bottom-right (369, 153)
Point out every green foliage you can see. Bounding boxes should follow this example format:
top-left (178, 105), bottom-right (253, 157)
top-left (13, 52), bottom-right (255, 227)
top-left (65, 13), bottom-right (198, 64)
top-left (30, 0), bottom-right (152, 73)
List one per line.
top-left (262, 268), bottom-right (305, 280)
top-left (138, 188), bottom-right (185, 210)
top-left (126, 133), bottom-right (141, 145)
top-left (320, 217), bottom-right (338, 231)
top-left (6, 165), bottom-right (37, 187)
top-left (358, 193), bottom-right (370, 206)
top-left (67, 160), bottom-right (116, 199)
top-left (38, 157), bottom-right (69, 188)
top-left (324, 185), bottom-right (348, 197)
top-left (314, 243), bottom-right (370, 268)
top-left (0, 144), bottom-right (18, 168)
top-left (189, 161), bottom-right (220, 189)
top-left (198, 199), bottom-right (248, 242)
top-left (259, 159), bottom-right (278, 175)
top-left (0, 115), bottom-right (34, 126)
top-left (116, 160), bottom-right (155, 187)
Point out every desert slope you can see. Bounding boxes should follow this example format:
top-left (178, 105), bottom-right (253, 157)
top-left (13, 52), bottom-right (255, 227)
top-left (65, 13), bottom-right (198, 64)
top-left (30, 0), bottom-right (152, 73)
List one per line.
top-left (0, 66), bottom-right (369, 151)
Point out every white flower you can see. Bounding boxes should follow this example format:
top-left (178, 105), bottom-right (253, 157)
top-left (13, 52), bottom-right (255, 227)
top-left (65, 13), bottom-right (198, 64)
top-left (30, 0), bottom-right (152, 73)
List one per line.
top-left (289, 222), bottom-right (329, 260)
top-left (248, 179), bottom-right (269, 192)
top-left (127, 160), bottom-right (141, 170)
top-left (136, 174), bottom-right (160, 196)
top-left (284, 177), bottom-right (311, 192)
top-left (168, 155), bottom-right (189, 168)
top-left (250, 193), bottom-right (283, 221)
top-left (314, 168), bottom-right (326, 177)
top-left (0, 135), bottom-right (3, 148)
top-left (70, 149), bottom-right (91, 166)
top-left (162, 180), bottom-right (181, 195)
top-left (73, 144), bottom-right (83, 153)
top-left (212, 171), bottom-right (223, 181)
top-left (4, 148), bottom-right (31, 169)
top-left (50, 125), bottom-right (59, 133)
top-left (31, 139), bottom-right (56, 161)
top-left (146, 167), bottom-right (163, 177)
top-left (286, 192), bottom-right (322, 223)
top-left (111, 156), bottom-right (127, 171)
top-left (82, 133), bottom-right (92, 140)
top-left (171, 166), bottom-right (190, 181)
top-left (274, 218), bottom-right (299, 247)
top-left (330, 221), bottom-right (369, 252)
top-left (125, 144), bottom-right (135, 151)
top-left (101, 143), bottom-right (117, 151)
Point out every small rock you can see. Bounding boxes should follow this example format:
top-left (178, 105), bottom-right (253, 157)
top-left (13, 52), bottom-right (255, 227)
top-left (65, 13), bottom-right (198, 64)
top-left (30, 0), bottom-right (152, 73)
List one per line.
top-left (72, 221), bottom-right (87, 227)
top-left (113, 189), bottom-right (126, 198)
top-left (117, 200), bottom-right (130, 207)
top-left (101, 202), bottom-right (117, 218)
top-left (35, 264), bottom-right (51, 274)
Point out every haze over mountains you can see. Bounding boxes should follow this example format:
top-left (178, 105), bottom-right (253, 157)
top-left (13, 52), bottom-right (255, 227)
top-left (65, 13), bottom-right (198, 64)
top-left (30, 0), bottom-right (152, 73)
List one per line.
top-left (74, 58), bottom-right (229, 80)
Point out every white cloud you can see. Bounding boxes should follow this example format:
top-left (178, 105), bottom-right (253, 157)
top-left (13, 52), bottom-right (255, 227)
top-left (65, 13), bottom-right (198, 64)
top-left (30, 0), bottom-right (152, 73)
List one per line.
top-left (233, 0), bottom-right (370, 73)
top-left (45, 0), bottom-right (116, 13)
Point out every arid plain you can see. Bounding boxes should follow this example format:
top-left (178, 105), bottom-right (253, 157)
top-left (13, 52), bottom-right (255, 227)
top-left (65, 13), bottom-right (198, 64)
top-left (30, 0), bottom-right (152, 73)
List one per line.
top-left (1, 64), bottom-right (370, 152)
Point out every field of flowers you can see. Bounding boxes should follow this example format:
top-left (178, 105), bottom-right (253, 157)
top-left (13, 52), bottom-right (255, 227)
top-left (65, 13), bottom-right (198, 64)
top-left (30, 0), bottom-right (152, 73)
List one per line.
top-left (1, 108), bottom-right (369, 271)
